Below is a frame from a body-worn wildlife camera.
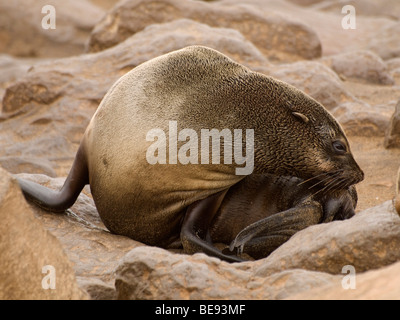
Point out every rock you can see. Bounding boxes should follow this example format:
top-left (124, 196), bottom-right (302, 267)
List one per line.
top-left (253, 201), bottom-right (400, 278)
top-left (332, 101), bottom-right (394, 137)
top-left (315, 0), bottom-right (400, 21)
top-left (387, 58), bottom-right (400, 72)
top-left (1, 20), bottom-right (268, 176)
top-left (387, 58), bottom-right (400, 82)
top-left (2, 19), bottom-right (267, 114)
top-left (130, 19), bottom-right (268, 69)
top-left (287, 0), bottom-right (323, 6)
top-left (391, 69), bottom-right (400, 82)
top-left (368, 22), bottom-right (400, 60)
top-left (0, 167), bottom-right (87, 299)
top-left (0, 0), bottom-right (105, 58)
top-left (76, 276), bottom-right (117, 300)
top-left (16, 173), bottom-right (143, 299)
top-left (288, 260), bottom-right (400, 300)
top-left (87, 0), bottom-right (322, 62)
top-left (0, 156), bottom-right (57, 177)
top-left (0, 54), bottom-right (40, 106)
top-left (265, 61), bottom-right (355, 110)
top-left (321, 50), bottom-right (395, 85)
top-left (0, 54), bottom-right (35, 87)
top-left (89, 0), bottom-right (119, 10)
top-left (220, 0), bottom-right (396, 58)
top-left (115, 246), bottom-right (338, 300)
top-left (384, 99), bottom-right (400, 148)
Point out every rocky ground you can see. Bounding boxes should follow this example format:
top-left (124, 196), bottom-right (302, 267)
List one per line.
top-left (1, 0), bottom-right (400, 300)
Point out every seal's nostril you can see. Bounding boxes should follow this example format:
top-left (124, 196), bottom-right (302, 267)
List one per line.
top-left (357, 170), bottom-right (365, 183)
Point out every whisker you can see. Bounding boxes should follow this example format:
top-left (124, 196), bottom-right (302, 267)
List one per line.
top-left (297, 169), bottom-right (344, 187)
top-left (324, 177), bottom-right (346, 193)
top-left (308, 171), bottom-right (343, 190)
top-left (316, 176), bottom-right (353, 198)
top-left (335, 178), bottom-right (353, 191)
top-left (311, 170), bottom-right (347, 196)
top-left (311, 176), bottom-right (339, 197)
top-left (328, 175), bottom-right (356, 193)
top-left (311, 186), bottom-right (328, 197)
top-left (307, 175), bottom-right (335, 189)
top-left (297, 172), bottom-right (330, 186)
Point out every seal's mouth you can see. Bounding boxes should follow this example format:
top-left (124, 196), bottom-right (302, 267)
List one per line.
top-left (299, 168), bottom-right (364, 197)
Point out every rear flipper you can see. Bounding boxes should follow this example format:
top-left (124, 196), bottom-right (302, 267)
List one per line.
top-left (17, 144), bottom-right (89, 213)
top-left (181, 190), bottom-right (244, 263)
top-left (229, 202), bottom-right (322, 260)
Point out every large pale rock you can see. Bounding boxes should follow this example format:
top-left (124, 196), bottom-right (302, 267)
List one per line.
top-left (368, 22), bottom-right (400, 60)
top-left (321, 50), bottom-right (395, 85)
top-left (0, 168), bottom-right (87, 300)
top-left (315, 0), bottom-right (400, 21)
top-left (264, 61), bottom-right (356, 110)
top-left (287, 0), bottom-right (323, 6)
top-left (0, 55), bottom-right (43, 107)
top-left (254, 201), bottom-right (400, 277)
top-left (0, 156), bottom-right (56, 178)
top-left (384, 99), bottom-right (400, 148)
top-left (16, 173), bottom-right (143, 299)
top-left (76, 277), bottom-right (117, 300)
top-left (0, 0), bottom-right (104, 58)
top-left (1, 20), bottom-right (267, 177)
top-left (387, 58), bottom-right (400, 73)
top-left (87, 0), bottom-right (322, 61)
top-left (288, 260), bottom-right (400, 300)
top-left (332, 101), bottom-right (394, 137)
top-left (221, 0), bottom-right (397, 58)
top-left (128, 19), bottom-right (268, 69)
top-left (387, 58), bottom-right (400, 83)
top-left (115, 246), bottom-right (338, 300)
top-left (0, 55), bottom-right (37, 87)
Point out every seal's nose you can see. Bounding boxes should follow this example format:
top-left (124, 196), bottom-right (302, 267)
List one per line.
top-left (357, 168), bottom-right (365, 184)
top-left (348, 155), bottom-right (364, 184)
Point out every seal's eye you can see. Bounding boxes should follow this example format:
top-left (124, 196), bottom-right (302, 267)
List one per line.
top-left (332, 140), bottom-right (347, 155)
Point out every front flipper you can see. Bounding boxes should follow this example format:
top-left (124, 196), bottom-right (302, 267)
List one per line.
top-left (230, 202), bottom-right (322, 260)
top-left (322, 186), bottom-right (357, 222)
top-left (181, 190), bottom-right (244, 263)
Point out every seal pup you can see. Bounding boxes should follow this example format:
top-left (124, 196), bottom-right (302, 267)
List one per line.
top-left (205, 174), bottom-right (357, 260)
top-left (18, 46), bottom-right (364, 262)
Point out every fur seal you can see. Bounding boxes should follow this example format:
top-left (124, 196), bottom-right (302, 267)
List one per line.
top-left (207, 173), bottom-right (357, 260)
top-left (18, 46), bottom-right (364, 262)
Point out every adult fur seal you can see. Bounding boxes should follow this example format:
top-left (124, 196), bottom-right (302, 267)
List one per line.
top-left (18, 46), bottom-right (364, 262)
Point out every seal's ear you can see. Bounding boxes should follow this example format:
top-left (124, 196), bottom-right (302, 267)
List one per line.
top-left (292, 112), bottom-right (309, 124)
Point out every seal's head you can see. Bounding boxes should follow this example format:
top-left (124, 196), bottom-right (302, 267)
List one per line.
top-left (251, 76), bottom-right (364, 191)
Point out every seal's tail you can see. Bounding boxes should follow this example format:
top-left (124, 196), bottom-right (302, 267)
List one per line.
top-left (17, 144), bottom-right (89, 213)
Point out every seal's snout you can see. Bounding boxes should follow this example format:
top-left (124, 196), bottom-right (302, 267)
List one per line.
top-left (344, 166), bottom-right (364, 187)
top-left (351, 161), bottom-right (364, 185)
top-left (357, 168), bottom-right (365, 184)
top-left (342, 153), bottom-right (364, 186)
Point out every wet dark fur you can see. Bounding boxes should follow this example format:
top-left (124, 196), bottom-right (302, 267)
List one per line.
top-left (210, 173), bottom-right (357, 260)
